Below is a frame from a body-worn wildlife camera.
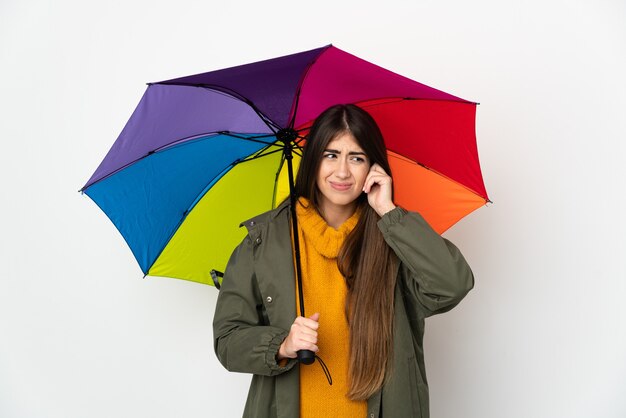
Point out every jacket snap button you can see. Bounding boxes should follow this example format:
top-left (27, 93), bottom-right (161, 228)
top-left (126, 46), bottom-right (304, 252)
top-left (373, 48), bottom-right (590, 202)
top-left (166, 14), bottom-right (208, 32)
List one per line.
top-left (266, 296), bottom-right (273, 303)
top-left (250, 221), bottom-right (255, 226)
top-left (255, 237), bottom-right (262, 245)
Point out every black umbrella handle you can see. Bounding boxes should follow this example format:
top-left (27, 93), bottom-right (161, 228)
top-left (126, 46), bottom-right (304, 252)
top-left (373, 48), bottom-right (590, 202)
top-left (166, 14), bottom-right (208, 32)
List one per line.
top-left (298, 350), bottom-right (332, 385)
top-left (297, 349), bottom-right (316, 365)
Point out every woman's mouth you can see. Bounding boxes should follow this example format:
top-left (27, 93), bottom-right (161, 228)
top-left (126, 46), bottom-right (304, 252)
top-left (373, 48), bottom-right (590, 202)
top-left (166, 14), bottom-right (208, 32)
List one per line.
top-left (329, 182), bottom-right (352, 191)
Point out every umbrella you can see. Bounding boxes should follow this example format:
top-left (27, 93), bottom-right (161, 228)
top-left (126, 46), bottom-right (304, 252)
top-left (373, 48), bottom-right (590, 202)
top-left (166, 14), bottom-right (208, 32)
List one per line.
top-left (81, 43), bottom-right (489, 314)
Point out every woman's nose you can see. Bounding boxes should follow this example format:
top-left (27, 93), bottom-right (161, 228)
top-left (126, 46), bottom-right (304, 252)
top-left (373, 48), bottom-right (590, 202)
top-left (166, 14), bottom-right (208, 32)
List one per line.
top-left (335, 158), bottom-right (350, 178)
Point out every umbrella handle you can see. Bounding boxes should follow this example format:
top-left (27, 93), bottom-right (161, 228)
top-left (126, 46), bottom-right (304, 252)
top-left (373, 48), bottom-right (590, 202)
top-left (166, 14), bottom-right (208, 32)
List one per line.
top-left (297, 350), bottom-right (333, 385)
top-left (297, 349), bottom-right (315, 365)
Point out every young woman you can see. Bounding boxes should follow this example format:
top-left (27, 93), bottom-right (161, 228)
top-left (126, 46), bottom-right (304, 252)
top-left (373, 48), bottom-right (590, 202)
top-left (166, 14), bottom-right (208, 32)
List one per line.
top-left (213, 104), bottom-right (474, 418)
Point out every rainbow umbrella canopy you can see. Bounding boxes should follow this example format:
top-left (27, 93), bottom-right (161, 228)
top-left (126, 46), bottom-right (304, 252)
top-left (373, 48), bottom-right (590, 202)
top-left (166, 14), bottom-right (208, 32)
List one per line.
top-left (81, 44), bottom-right (489, 287)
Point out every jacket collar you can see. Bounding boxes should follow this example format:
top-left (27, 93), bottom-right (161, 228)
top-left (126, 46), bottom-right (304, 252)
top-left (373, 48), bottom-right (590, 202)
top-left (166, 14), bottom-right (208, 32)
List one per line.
top-left (240, 199), bottom-right (292, 233)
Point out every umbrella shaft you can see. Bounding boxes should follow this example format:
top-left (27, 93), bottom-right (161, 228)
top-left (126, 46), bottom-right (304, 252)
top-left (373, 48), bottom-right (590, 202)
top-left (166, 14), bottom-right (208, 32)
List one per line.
top-left (284, 145), bottom-right (306, 318)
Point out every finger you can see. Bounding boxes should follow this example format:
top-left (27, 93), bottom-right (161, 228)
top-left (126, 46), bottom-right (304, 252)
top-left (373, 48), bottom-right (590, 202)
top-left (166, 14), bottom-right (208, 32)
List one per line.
top-left (297, 315), bottom-right (320, 329)
top-left (298, 333), bottom-right (318, 345)
top-left (300, 339), bottom-right (319, 352)
top-left (300, 317), bottom-right (320, 330)
top-left (369, 172), bottom-right (392, 187)
top-left (363, 174), bottom-right (384, 193)
top-left (366, 169), bottom-right (388, 182)
top-left (294, 316), bottom-right (313, 325)
top-left (370, 163), bottom-right (387, 175)
top-left (295, 314), bottom-right (320, 323)
top-left (297, 327), bottom-right (318, 338)
top-left (368, 170), bottom-right (390, 182)
top-left (290, 334), bottom-right (318, 352)
top-left (300, 343), bottom-right (319, 353)
top-left (292, 321), bottom-right (319, 335)
top-left (363, 173), bottom-right (377, 192)
top-left (286, 339), bottom-right (318, 356)
top-left (287, 322), bottom-right (316, 339)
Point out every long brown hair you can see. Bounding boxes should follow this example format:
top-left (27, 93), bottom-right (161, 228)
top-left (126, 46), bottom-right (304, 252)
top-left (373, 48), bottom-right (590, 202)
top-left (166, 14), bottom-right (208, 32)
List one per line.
top-left (295, 104), bottom-right (398, 400)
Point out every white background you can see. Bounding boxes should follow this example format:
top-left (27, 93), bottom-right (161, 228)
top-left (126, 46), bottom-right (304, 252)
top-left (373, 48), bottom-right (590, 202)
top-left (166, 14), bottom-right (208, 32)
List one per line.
top-left (1, 0), bottom-right (625, 417)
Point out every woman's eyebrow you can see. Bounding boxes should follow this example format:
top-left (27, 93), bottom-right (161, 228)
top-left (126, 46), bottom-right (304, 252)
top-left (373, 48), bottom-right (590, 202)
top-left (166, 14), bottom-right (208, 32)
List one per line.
top-left (324, 149), bottom-right (367, 156)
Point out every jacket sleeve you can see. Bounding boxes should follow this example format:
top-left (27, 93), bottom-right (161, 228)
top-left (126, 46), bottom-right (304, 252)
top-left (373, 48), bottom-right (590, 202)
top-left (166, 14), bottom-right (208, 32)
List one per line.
top-left (213, 236), bottom-right (297, 376)
top-left (377, 206), bottom-right (474, 317)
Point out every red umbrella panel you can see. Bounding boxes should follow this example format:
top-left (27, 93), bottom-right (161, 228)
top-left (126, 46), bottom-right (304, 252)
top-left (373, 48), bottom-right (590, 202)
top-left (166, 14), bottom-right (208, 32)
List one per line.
top-left (294, 95), bottom-right (487, 234)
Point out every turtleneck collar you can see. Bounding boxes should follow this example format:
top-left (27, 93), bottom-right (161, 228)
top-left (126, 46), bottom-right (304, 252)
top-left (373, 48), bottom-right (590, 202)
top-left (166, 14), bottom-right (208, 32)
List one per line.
top-left (295, 197), bottom-right (360, 259)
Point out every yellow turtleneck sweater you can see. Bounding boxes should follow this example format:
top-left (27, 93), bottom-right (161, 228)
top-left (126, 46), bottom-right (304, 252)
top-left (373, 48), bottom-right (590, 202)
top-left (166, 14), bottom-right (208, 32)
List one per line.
top-left (295, 198), bottom-right (367, 418)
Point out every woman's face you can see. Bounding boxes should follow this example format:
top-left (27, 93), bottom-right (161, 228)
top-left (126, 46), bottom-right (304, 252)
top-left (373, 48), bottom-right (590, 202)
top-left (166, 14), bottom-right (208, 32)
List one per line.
top-left (316, 132), bottom-right (371, 214)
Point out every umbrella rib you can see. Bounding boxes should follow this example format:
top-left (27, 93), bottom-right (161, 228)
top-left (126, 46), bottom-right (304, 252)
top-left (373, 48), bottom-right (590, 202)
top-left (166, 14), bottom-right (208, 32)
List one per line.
top-left (218, 131), bottom-right (280, 148)
top-left (242, 132), bottom-right (281, 139)
top-left (85, 133), bottom-right (285, 195)
top-left (294, 137), bottom-right (306, 148)
top-left (286, 45), bottom-right (331, 129)
top-left (195, 85), bottom-right (282, 132)
top-left (154, 131), bottom-right (279, 151)
top-left (237, 147), bottom-right (285, 163)
top-left (155, 82), bottom-right (283, 132)
top-left (247, 143), bottom-right (276, 160)
top-left (82, 132), bottom-right (228, 191)
top-left (81, 132), bottom-right (283, 192)
top-left (356, 96), bottom-right (479, 107)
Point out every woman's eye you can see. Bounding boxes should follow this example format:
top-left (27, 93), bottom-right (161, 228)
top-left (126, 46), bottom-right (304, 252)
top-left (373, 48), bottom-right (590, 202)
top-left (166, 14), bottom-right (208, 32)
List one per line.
top-left (351, 156), bottom-right (365, 163)
top-left (324, 153), bottom-right (337, 159)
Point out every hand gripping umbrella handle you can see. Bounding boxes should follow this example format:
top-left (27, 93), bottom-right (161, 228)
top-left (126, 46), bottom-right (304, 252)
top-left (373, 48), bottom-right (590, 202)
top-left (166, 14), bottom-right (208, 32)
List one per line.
top-left (297, 349), bottom-right (315, 365)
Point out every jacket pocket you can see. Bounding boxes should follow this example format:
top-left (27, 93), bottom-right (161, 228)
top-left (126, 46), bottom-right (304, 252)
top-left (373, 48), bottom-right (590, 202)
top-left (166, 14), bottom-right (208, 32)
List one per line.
top-left (256, 303), bottom-right (270, 325)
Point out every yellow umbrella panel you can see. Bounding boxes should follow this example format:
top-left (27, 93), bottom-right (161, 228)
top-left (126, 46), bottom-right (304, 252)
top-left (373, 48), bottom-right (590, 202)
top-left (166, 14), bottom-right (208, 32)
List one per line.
top-left (148, 150), bottom-right (300, 285)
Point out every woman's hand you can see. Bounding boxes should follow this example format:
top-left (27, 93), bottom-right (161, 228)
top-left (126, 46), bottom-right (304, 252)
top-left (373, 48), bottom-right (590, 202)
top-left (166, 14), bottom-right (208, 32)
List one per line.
top-left (277, 313), bottom-right (320, 359)
top-left (363, 163), bottom-right (396, 217)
